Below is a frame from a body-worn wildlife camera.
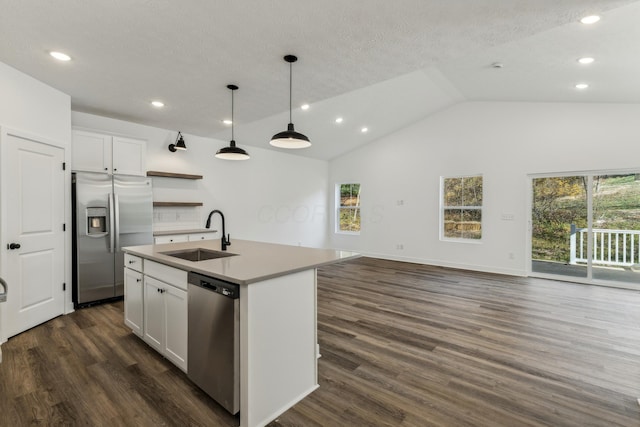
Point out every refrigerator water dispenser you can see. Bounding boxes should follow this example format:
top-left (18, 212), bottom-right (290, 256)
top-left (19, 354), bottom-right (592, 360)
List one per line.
top-left (87, 207), bottom-right (107, 235)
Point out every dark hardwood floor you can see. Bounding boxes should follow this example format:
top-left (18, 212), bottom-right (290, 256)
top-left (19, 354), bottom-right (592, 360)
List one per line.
top-left (2, 257), bottom-right (640, 426)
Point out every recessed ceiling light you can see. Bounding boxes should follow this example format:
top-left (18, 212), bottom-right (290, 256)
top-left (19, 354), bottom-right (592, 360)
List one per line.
top-left (580, 15), bottom-right (600, 24)
top-left (301, 104), bottom-right (310, 110)
top-left (575, 83), bottom-right (589, 90)
top-left (578, 57), bottom-right (595, 64)
top-left (335, 117), bottom-right (343, 124)
top-left (361, 127), bottom-right (369, 133)
top-left (222, 119), bottom-right (233, 125)
top-left (50, 51), bottom-right (71, 61)
top-left (151, 101), bottom-right (165, 108)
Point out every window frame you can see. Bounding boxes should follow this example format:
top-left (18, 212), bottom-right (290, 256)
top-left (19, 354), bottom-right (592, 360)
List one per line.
top-left (335, 182), bottom-right (361, 235)
top-left (440, 174), bottom-right (483, 242)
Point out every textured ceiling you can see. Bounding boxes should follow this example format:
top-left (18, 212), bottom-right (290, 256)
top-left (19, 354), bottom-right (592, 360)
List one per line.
top-left (0, 0), bottom-right (637, 159)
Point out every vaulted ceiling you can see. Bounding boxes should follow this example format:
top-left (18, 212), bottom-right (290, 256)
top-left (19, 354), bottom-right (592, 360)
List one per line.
top-left (1, 0), bottom-right (637, 159)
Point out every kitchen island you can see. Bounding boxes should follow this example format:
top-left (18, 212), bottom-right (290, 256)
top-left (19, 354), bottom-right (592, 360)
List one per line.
top-left (123, 239), bottom-right (359, 427)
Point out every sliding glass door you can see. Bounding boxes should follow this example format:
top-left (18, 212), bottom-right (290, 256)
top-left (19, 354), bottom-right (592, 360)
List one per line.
top-left (531, 172), bottom-right (640, 288)
top-left (591, 174), bottom-right (640, 284)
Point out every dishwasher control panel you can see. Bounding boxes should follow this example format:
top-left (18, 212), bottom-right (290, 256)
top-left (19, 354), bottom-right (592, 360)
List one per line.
top-left (188, 272), bottom-right (239, 299)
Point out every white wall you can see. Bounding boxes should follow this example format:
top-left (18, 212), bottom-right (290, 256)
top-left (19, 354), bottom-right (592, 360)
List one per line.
top-left (329, 101), bottom-right (640, 276)
top-left (72, 112), bottom-right (329, 248)
top-left (0, 61), bottom-right (71, 141)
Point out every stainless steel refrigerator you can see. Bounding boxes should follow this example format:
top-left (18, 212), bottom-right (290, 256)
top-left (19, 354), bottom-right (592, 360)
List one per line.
top-left (72, 172), bottom-right (153, 306)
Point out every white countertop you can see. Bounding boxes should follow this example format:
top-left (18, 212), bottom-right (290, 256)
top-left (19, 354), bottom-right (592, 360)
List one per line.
top-left (123, 239), bottom-right (360, 285)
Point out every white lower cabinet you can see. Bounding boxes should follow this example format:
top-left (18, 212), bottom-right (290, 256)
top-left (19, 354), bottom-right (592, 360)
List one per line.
top-left (154, 232), bottom-right (216, 244)
top-left (124, 267), bottom-right (144, 337)
top-left (124, 253), bottom-right (144, 337)
top-left (154, 234), bottom-right (189, 244)
top-left (143, 274), bottom-right (188, 372)
top-left (124, 256), bottom-right (188, 372)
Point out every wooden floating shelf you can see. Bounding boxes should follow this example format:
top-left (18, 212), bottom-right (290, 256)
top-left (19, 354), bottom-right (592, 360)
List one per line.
top-left (153, 202), bottom-right (203, 207)
top-left (147, 171), bottom-right (203, 180)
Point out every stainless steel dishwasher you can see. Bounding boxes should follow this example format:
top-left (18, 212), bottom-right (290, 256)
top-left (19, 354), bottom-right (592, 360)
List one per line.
top-left (187, 272), bottom-right (240, 415)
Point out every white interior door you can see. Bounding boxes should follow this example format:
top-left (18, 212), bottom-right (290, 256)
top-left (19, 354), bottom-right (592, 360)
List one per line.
top-left (2, 131), bottom-right (65, 337)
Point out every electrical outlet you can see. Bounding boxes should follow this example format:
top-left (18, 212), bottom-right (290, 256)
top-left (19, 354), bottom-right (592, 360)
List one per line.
top-left (396, 244), bottom-right (404, 250)
top-left (397, 200), bottom-right (404, 206)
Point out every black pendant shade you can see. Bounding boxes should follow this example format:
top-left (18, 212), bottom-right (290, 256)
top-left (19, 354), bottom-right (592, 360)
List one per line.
top-left (216, 140), bottom-right (249, 159)
top-left (216, 84), bottom-right (250, 161)
top-left (168, 131), bottom-right (187, 152)
top-left (270, 55), bottom-right (311, 149)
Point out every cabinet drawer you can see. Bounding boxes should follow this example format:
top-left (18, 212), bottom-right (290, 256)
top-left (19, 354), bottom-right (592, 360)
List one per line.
top-left (188, 233), bottom-right (216, 241)
top-left (144, 259), bottom-right (187, 291)
top-left (124, 253), bottom-right (143, 272)
top-left (154, 234), bottom-right (189, 244)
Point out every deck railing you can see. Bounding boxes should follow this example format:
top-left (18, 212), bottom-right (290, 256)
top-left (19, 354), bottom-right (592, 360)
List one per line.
top-left (569, 224), bottom-right (640, 266)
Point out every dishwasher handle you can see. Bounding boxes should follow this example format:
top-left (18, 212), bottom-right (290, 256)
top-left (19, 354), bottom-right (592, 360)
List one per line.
top-left (0, 277), bottom-right (7, 303)
top-left (188, 272), bottom-right (239, 299)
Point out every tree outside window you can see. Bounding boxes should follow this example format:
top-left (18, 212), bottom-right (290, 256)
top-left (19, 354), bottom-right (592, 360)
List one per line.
top-left (442, 175), bottom-right (483, 240)
top-left (337, 183), bottom-right (361, 233)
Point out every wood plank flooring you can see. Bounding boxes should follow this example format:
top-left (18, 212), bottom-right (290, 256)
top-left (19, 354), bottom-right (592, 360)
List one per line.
top-left (2, 257), bottom-right (640, 426)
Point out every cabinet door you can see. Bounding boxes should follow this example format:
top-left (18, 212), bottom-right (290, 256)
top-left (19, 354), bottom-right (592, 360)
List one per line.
top-left (124, 253), bottom-right (143, 273)
top-left (112, 136), bottom-right (146, 176)
top-left (188, 233), bottom-right (216, 241)
top-left (71, 130), bottom-right (112, 173)
top-left (143, 276), bottom-right (164, 352)
top-left (124, 268), bottom-right (144, 337)
top-left (154, 234), bottom-right (189, 244)
top-left (164, 284), bottom-right (188, 372)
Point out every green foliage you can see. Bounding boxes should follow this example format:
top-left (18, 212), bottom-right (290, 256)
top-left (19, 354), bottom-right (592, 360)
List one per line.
top-left (339, 208), bottom-right (361, 232)
top-left (532, 175), bottom-right (640, 262)
top-left (339, 183), bottom-right (361, 232)
top-left (444, 176), bottom-right (482, 206)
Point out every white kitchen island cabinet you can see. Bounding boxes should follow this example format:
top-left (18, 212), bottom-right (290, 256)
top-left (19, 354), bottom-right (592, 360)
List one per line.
top-left (143, 275), bottom-right (188, 372)
top-left (123, 239), bottom-right (359, 427)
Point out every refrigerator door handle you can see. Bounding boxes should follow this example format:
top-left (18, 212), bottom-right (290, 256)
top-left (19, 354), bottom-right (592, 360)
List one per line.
top-left (114, 194), bottom-right (120, 251)
top-left (109, 193), bottom-right (115, 253)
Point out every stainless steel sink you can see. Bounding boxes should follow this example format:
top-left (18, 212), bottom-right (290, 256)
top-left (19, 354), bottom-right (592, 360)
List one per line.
top-left (160, 248), bottom-right (237, 262)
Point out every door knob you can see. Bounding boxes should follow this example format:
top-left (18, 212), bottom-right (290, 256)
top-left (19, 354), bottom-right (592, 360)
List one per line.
top-left (7, 243), bottom-right (21, 250)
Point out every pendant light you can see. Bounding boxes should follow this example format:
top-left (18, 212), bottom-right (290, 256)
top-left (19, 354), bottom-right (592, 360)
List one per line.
top-left (168, 131), bottom-right (187, 152)
top-left (216, 84), bottom-right (250, 161)
top-left (270, 55), bottom-right (311, 149)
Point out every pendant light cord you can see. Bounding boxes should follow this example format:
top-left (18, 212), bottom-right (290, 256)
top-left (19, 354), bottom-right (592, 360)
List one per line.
top-left (231, 88), bottom-right (235, 141)
top-left (289, 60), bottom-right (293, 124)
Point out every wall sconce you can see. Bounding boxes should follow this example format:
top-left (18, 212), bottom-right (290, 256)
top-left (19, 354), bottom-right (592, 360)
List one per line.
top-left (169, 131), bottom-right (187, 152)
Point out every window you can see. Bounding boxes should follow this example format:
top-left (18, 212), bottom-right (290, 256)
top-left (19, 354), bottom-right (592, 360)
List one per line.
top-left (337, 183), bottom-right (361, 233)
top-left (442, 175), bottom-right (483, 240)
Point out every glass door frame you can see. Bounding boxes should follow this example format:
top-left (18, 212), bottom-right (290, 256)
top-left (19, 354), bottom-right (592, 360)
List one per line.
top-left (527, 168), bottom-right (640, 290)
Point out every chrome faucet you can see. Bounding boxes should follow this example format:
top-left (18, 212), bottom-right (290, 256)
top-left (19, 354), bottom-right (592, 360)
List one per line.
top-left (205, 209), bottom-right (231, 251)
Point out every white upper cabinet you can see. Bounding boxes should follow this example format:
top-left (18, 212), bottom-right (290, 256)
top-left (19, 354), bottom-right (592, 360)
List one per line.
top-left (71, 130), bottom-right (111, 173)
top-left (72, 129), bottom-right (146, 176)
top-left (112, 136), bottom-right (146, 176)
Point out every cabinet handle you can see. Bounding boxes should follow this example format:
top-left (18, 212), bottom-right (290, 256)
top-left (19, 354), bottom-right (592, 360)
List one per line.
top-left (136, 278), bottom-right (141, 282)
top-left (128, 260), bottom-right (135, 264)
top-left (7, 243), bottom-right (21, 250)
top-left (104, 167), bottom-right (108, 171)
